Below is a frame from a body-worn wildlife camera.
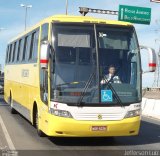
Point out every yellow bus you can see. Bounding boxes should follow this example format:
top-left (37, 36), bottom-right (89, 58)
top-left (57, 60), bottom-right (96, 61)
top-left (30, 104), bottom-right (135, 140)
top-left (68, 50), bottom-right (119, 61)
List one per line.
top-left (4, 13), bottom-right (156, 137)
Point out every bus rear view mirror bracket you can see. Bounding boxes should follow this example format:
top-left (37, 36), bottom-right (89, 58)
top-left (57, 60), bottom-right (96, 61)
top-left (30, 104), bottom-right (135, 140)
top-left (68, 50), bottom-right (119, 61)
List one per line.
top-left (140, 45), bottom-right (157, 74)
top-left (40, 41), bottom-right (50, 70)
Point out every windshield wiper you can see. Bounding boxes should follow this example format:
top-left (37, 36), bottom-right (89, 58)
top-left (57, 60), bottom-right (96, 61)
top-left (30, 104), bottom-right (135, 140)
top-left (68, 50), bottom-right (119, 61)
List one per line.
top-left (102, 75), bottom-right (124, 107)
top-left (56, 81), bottom-right (85, 87)
top-left (77, 71), bottom-right (96, 106)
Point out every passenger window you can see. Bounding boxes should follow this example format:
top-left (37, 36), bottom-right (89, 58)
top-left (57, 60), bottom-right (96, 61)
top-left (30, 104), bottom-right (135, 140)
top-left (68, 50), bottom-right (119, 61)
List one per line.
top-left (22, 36), bottom-right (28, 61)
top-left (12, 42), bottom-right (16, 62)
top-left (41, 23), bottom-right (49, 42)
top-left (8, 44), bottom-right (12, 63)
top-left (19, 38), bottom-right (25, 62)
top-left (40, 70), bottom-right (48, 104)
top-left (33, 30), bottom-right (39, 61)
top-left (17, 39), bottom-right (21, 62)
top-left (26, 35), bottom-right (31, 61)
top-left (11, 44), bottom-right (14, 63)
top-left (29, 32), bottom-right (36, 60)
top-left (14, 41), bottom-right (18, 62)
top-left (5, 46), bottom-right (9, 64)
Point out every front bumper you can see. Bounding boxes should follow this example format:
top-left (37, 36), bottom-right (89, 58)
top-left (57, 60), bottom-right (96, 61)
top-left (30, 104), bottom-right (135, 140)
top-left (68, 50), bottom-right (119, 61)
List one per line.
top-left (42, 114), bottom-right (141, 137)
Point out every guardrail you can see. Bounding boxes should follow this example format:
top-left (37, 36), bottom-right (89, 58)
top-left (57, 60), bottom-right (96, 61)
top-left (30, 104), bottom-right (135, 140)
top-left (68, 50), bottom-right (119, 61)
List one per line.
top-left (142, 88), bottom-right (160, 119)
top-left (142, 98), bottom-right (160, 119)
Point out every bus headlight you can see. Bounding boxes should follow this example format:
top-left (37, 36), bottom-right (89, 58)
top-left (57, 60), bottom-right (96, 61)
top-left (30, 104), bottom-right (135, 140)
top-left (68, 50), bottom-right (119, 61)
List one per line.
top-left (125, 109), bottom-right (141, 118)
top-left (49, 108), bottom-right (73, 118)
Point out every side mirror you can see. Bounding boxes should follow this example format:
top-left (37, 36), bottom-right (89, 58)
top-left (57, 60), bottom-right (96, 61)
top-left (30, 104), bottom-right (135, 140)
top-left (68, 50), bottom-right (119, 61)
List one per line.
top-left (40, 41), bottom-right (50, 69)
top-left (140, 45), bottom-right (157, 73)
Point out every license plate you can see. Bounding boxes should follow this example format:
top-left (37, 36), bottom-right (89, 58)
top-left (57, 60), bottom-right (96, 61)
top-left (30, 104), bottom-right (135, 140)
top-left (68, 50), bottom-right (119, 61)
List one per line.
top-left (91, 126), bottom-right (107, 131)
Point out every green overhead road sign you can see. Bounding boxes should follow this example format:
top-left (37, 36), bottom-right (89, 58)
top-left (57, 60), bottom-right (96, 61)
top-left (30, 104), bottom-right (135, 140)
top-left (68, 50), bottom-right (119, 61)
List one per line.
top-left (118, 5), bottom-right (151, 25)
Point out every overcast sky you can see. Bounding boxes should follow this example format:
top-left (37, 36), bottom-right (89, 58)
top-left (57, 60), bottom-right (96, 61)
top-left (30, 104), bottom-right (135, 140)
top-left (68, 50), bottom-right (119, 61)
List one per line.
top-left (0, 0), bottom-right (160, 87)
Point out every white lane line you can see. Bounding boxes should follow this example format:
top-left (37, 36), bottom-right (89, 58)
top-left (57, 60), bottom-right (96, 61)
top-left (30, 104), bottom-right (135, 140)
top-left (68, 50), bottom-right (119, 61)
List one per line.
top-left (0, 114), bottom-right (16, 150)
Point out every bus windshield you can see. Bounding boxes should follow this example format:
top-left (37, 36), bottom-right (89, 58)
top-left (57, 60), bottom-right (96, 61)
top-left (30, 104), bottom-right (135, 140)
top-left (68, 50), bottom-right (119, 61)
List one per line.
top-left (51, 23), bottom-right (141, 106)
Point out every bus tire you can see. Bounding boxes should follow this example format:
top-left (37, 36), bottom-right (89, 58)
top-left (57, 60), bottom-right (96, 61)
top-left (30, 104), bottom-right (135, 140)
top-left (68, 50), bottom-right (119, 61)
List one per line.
top-left (34, 106), bottom-right (45, 137)
top-left (9, 94), bottom-right (17, 114)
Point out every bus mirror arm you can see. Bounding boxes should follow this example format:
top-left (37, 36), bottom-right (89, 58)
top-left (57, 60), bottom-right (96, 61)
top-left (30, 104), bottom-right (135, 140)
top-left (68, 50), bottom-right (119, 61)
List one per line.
top-left (140, 45), bottom-right (157, 73)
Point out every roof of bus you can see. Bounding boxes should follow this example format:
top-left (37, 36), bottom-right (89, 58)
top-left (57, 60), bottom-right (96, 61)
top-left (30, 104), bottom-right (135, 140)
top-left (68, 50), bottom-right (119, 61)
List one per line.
top-left (9, 15), bottom-right (133, 43)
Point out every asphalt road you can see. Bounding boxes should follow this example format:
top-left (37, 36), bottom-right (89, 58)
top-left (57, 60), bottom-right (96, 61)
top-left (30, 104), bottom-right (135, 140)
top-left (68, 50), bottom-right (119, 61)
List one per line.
top-left (0, 95), bottom-right (160, 156)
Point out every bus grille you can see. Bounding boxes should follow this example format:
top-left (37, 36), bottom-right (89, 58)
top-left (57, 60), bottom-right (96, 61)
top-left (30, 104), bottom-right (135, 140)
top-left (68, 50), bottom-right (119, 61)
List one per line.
top-left (73, 112), bottom-right (125, 121)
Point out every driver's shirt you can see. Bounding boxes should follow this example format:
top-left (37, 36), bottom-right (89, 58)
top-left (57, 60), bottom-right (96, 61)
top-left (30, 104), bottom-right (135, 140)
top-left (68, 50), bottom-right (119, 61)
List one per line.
top-left (101, 74), bottom-right (121, 84)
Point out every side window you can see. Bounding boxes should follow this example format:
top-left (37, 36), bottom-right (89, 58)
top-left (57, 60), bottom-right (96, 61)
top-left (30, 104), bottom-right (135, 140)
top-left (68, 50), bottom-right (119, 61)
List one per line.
top-left (5, 46), bottom-right (9, 64)
top-left (14, 41), bottom-right (18, 63)
top-left (17, 39), bottom-right (21, 62)
top-left (19, 38), bottom-right (25, 62)
top-left (41, 23), bottom-right (49, 42)
top-left (10, 43), bottom-right (14, 63)
top-left (29, 32), bottom-right (36, 60)
top-left (40, 70), bottom-right (48, 104)
top-left (8, 44), bottom-right (12, 63)
top-left (12, 42), bottom-right (16, 62)
top-left (8, 45), bottom-right (10, 63)
top-left (22, 36), bottom-right (28, 61)
top-left (26, 35), bottom-right (32, 61)
top-left (33, 30), bottom-right (39, 61)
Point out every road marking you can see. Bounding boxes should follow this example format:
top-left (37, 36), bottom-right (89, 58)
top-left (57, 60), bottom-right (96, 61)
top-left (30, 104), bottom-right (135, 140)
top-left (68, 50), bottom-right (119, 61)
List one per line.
top-left (0, 114), bottom-right (16, 150)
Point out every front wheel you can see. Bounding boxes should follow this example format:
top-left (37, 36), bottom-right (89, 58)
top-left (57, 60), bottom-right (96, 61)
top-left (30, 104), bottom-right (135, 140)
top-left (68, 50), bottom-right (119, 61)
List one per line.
top-left (35, 109), bottom-right (45, 137)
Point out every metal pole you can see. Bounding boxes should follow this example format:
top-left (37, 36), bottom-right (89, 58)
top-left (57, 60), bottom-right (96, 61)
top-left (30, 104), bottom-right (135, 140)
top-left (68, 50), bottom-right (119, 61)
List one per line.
top-left (66, 0), bottom-right (68, 15)
top-left (25, 7), bottom-right (28, 31)
top-left (155, 39), bottom-right (160, 87)
top-left (20, 4), bottom-right (32, 31)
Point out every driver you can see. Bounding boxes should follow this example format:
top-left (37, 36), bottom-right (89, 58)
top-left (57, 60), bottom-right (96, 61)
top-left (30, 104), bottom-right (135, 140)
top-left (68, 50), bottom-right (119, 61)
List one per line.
top-left (101, 65), bottom-right (121, 84)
